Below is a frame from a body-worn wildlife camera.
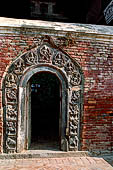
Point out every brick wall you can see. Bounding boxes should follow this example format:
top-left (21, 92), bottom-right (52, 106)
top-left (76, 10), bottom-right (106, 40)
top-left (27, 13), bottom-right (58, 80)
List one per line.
top-left (64, 40), bottom-right (113, 153)
top-left (0, 19), bottom-right (113, 154)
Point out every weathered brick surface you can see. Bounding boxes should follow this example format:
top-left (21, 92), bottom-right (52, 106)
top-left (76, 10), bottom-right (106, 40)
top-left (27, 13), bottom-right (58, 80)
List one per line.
top-left (0, 20), bottom-right (113, 153)
top-left (64, 39), bottom-right (113, 152)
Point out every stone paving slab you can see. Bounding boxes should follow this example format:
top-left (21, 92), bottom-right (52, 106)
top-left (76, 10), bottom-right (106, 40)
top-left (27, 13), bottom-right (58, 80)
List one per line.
top-left (0, 157), bottom-right (113, 170)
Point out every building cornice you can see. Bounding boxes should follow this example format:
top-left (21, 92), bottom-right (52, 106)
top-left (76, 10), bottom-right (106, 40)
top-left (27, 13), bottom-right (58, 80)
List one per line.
top-left (0, 17), bottom-right (113, 42)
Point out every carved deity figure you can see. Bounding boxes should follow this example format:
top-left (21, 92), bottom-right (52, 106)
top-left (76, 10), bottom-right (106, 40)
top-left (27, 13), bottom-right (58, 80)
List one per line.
top-left (14, 59), bottom-right (25, 75)
top-left (70, 71), bottom-right (81, 86)
top-left (65, 61), bottom-right (75, 74)
top-left (71, 91), bottom-right (80, 104)
top-left (53, 52), bottom-right (68, 67)
top-left (5, 73), bottom-right (17, 89)
top-left (39, 45), bottom-right (52, 62)
top-left (26, 51), bottom-right (38, 65)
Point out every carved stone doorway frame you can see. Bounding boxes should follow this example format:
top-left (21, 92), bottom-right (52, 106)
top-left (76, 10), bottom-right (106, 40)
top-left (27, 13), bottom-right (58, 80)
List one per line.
top-left (18, 65), bottom-right (68, 152)
top-left (3, 37), bottom-right (83, 153)
top-left (24, 70), bottom-right (64, 150)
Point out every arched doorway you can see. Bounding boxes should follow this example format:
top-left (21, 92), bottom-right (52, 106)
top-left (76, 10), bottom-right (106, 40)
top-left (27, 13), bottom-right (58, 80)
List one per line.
top-left (29, 72), bottom-right (61, 150)
top-left (3, 37), bottom-right (83, 153)
top-left (19, 66), bottom-right (68, 152)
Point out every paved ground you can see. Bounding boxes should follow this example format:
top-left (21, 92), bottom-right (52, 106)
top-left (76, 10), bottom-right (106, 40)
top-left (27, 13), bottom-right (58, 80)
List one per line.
top-left (0, 157), bottom-right (113, 170)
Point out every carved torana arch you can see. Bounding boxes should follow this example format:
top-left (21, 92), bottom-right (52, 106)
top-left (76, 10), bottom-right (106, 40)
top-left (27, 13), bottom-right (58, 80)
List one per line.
top-left (3, 36), bottom-right (83, 153)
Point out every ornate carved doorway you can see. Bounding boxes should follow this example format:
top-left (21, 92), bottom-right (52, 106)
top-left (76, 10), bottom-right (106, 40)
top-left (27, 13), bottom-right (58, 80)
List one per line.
top-left (28, 72), bottom-right (61, 150)
top-left (3, 37), bottom-right (83, 153)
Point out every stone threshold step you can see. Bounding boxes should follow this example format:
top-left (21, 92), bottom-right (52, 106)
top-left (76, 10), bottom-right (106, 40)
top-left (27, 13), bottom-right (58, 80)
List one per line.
top-left (0, 151), bottom-right (91, 159)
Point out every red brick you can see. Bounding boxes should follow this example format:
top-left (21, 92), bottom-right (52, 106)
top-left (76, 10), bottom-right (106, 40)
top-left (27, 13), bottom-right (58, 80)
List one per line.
top-left (0, 34), bottom-right (113, 153)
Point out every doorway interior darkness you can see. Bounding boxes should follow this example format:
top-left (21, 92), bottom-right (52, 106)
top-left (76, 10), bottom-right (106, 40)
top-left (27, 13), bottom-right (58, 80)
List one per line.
top-left (29, 72), bottom-right (61, 150)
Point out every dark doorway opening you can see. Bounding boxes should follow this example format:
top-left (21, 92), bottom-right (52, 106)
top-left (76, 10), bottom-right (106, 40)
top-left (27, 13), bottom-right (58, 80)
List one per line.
top-left (30, 72), bottom-right (61, 150)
